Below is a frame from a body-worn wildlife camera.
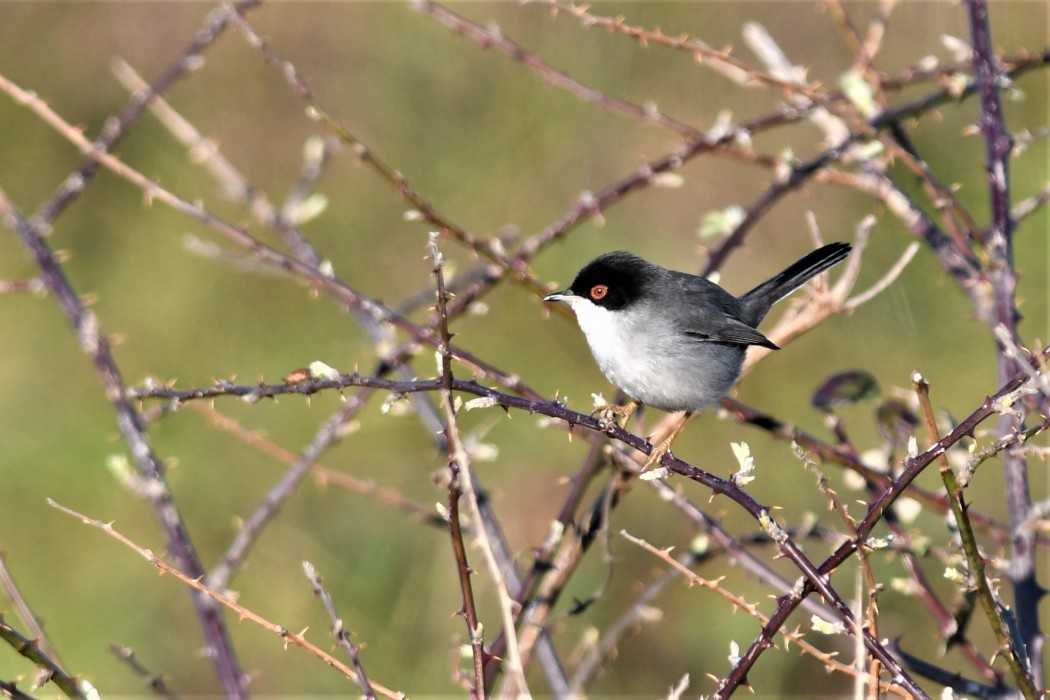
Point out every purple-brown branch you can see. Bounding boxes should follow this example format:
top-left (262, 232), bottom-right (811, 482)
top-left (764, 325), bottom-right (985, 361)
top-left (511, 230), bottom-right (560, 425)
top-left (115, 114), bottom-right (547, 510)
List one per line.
top-left (127, 347), bottom-right (1046, 696)
top-left (0, 190), bottom-right (250, 697)
top-left (718, 347), bottom-right (1050, 698)
top-left (966, 0), bottom-right (1043, 689)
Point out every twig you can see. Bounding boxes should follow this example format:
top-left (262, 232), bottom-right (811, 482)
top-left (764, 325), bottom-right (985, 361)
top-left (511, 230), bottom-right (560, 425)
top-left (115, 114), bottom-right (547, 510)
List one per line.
top-left (227, 10), bottom-right (549, 301)
top-left (844, 242), bottom-right (920, 310)
top-left (796, 442), bottom-right (886, 697)
top-left (184, 402), bottom-right (444, 528)
top-left (0, 619), bottom-right (85, 700)
top-left (302, 562), bottom-right (376, 700)
top-left (965, 0), bottom-right (1043, 687)
top-left (641, 472), bottom-right (838, 624)
top-left (621, 530), bottom-right (914, 698)
top-left (0, 554), bottom-right (61, 668)
top-left (889, 642), bottom-right (1015, 700)
top-left (546, 1), bottom-right (828, 97)
top-left (109, 57), bottom-right (327, 269)
top-left (0, 678), bottom-right (40, 700)
top-left (110, 53), bottom-right (457, 441)
top-left (0, 71), bottom-right (541, 400)
top-left (207, 391), bottom-right (372, 591)
top-left (109, 644), bottom-right (179, 699)
top-left (1012, 182), bottom-right (1050, 223)
top-left (416, 0), bottom-right (705, 140)
top-left (483, 440), bottom-right (610, 691)
top-left (31, 1), bottom-right (260, 231)
top-left (913, 373), bottom-right (1037, 700)
top-left (717, 346), bottom-right (1050, 698)
top-left (429, 236), bottom-right (488, 698)
top-left (551, 1), bottom-right (979, 254)
top-left (0, 187), bottom-right (249, 696)
top-left (47, 499), bottom-right (405, 700)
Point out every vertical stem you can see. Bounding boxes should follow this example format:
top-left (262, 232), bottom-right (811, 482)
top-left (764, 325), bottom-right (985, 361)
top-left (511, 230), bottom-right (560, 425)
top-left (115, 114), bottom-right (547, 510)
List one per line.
top-left (914, 375), bottom-right (1037, 699)
top-left (965, 0), bottom-right (1043, 685)
top-left (430, 236), bottom-right (486, 698)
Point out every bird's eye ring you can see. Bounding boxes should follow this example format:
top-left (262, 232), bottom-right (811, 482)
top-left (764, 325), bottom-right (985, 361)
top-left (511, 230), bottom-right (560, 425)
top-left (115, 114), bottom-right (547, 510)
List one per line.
top-left (590, 284), bottom-right (608, 300)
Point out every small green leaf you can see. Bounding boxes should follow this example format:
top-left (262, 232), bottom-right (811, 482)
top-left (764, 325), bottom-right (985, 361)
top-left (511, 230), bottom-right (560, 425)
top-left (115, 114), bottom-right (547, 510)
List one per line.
top-left (698, 205), bottom-right (745, 240)
top-left (811, 616), bottom-right (847, 635)
top-left (840, 69), bottom-right (877, 118)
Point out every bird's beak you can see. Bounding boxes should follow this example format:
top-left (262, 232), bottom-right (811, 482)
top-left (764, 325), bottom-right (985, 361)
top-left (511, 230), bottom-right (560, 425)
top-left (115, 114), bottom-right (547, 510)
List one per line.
top-left (544, 290), bottom-right (575, 303)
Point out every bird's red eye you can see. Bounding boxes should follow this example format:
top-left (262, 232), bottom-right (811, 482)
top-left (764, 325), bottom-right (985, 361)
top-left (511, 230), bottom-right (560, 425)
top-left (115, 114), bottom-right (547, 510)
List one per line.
top-left (590, 284), bottom-right (608, 300)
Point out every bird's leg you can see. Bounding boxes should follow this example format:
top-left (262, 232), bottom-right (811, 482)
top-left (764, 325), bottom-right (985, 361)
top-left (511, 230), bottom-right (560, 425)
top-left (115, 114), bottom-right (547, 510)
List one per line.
top-left (642, 411), bottom-right (692, 470)
top-left (593, 396), bottom-right (638, 432)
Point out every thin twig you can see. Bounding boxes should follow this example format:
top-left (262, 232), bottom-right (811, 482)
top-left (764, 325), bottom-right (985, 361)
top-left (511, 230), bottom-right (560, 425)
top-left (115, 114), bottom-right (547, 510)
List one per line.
top-left (31, 1), bottom-right (260, 231)
top-left (621, 530), bottom-right (913, 698)
top-left (109, 644), bottom-right (179, 699)
top-left (0, 554), bottom-right (61, 667)
top-left (0, 619), bottom-right (86, 700)
top-left (47, 499), bottom-right (405, 700)
top-left (227, 10), bottom-right (549, 300)
top-left (718, 348), bottom-right (1050, 698)
top-left (0, 71), bottom-right (541, 400)
top-left (302, 562), bottom-right (376, 700)
top-left (416, 0), bottom-right (706, 140)
top-left (913, 373), bottom-right (1037, 700)
top-left (184, 402), bottom-right (444, 528)
top-left (430, 236), bottom-right (488, 698)
top-left (965, 0), bottom-right (1042, 687)
top-left (0, 187), bottom-right (249, 696)
top-left (207, 391), bottom-right (372, 591)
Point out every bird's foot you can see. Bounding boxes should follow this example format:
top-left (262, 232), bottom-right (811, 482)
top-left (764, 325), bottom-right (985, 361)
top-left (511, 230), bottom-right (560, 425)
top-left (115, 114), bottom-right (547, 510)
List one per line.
top-left (592, 395), bottom-right (637, 432)
top-left (641, 435), bottom-right (675, 471)
top-left (640, 411), bottom-right (692, 472)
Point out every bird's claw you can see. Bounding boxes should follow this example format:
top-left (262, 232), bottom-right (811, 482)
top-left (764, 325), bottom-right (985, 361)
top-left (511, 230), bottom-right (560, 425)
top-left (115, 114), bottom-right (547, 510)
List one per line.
top-left (641, 436), bottom-right (674, 471)
top-left (640, 411), bottom-right (691, 472)
top-left (591, 396), bottom-right (637, 432)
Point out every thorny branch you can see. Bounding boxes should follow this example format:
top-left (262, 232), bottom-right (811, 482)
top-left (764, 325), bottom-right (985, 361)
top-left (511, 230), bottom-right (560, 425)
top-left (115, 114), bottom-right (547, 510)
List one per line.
top-left (2, 2), bottom-right (1048, 698)
top-left (964, 1), bottom-right (1044, 690)
top-left (128, 344), bottom-right (1049, 695)
top-left (0, 187), bottom-right (250, 697)
top-left (718, 348), bottom-right (1050, 698)
top-left (430, 237), bottom-right (488, 699)
top-left (302, 562), bottom-right (377, 700)
top-left (0, 619), bottom-right (86, 700)
top-left (46, 499), bottom-right (404, 700)
top-left (914, 373), bottom-right (1036, 700)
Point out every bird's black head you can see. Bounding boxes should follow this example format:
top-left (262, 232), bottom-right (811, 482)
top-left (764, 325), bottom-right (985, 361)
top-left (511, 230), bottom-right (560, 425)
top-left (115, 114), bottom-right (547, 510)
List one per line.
top-left (567, 251), bottom-right (652, 311)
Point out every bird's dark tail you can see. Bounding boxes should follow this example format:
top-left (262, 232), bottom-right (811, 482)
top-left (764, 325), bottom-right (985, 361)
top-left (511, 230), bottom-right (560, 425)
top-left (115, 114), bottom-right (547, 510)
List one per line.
top-left (739, 242), bottom-right (851, 326)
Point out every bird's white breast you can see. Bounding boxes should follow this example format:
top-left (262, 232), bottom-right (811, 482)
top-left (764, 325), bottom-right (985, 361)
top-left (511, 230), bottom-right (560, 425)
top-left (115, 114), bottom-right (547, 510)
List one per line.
top-left (566, 297), bottom-right (743, 412)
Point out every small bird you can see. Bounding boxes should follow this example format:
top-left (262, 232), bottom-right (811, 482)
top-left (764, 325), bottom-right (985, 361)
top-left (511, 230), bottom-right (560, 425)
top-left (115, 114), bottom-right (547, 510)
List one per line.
top-left (544, 242), bottom-right (851, 464)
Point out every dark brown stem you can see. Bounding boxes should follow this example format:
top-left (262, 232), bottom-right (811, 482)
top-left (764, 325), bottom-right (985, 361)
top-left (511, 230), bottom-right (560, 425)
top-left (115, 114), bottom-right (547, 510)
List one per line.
top-left (431, 240), bottom-right (486, 698)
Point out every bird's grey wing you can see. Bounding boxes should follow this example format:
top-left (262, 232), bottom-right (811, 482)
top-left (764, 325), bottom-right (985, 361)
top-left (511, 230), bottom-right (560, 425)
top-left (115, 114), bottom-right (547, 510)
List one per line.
top-left (692, 315), bottom-right (777, 348)
top-left (670, 276), bottom-right (779, 349)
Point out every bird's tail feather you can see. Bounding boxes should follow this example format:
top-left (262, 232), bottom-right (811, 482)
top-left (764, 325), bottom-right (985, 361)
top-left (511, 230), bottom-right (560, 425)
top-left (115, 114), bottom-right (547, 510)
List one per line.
top-left (739, 242), bottom-right (851, 325)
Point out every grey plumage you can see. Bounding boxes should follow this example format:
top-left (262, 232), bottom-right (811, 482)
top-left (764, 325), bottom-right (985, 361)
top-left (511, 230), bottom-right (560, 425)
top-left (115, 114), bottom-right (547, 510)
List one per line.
top-left (545, 243), bottom-right (850, 412)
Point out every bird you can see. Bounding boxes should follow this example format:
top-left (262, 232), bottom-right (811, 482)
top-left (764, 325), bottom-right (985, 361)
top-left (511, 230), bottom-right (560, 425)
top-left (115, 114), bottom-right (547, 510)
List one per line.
top-left (544, 242), bottom-right (851, 466)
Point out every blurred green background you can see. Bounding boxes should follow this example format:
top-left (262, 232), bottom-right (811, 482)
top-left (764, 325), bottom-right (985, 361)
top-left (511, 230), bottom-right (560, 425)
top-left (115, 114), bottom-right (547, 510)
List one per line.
top-left (0, 2), bottom-right (1047, 697)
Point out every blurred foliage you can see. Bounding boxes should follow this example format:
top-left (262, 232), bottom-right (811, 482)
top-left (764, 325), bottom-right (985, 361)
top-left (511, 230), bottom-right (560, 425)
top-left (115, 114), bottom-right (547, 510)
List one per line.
top-left (0, 2), bottom-right (1047, 697)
